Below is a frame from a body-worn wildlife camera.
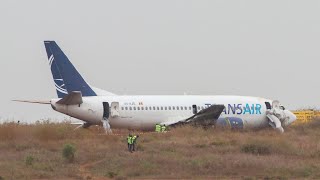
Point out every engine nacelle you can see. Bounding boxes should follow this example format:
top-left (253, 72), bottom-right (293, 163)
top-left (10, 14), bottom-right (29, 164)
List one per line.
top-left (215, 117), bottom-right (244, 129)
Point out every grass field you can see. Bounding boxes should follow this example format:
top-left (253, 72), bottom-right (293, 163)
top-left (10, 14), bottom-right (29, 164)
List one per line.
top-left (0, 120), bottom-right (320, 180)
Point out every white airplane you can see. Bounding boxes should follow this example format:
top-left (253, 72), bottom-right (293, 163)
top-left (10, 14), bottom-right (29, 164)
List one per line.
top-left (15, 41), bottom-right (296, 133)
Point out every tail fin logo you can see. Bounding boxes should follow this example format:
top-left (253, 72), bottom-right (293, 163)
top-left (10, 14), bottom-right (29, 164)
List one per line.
top-left (49, 55), bottom-right (54, 66)
top-left (48, 54), bottom-right (68, 95)
top-left (54, 79), bottom-right (68, 94)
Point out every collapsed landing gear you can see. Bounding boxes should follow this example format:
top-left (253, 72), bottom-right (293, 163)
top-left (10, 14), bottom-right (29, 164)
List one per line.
top-left (73, 122), bottom-right (92, 130)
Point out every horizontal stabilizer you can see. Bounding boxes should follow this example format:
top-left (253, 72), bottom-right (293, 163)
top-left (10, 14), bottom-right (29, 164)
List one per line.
top-left (57, 91), bottom-right (83, 105)
top-left (13, 100), bottom-right (51, 104)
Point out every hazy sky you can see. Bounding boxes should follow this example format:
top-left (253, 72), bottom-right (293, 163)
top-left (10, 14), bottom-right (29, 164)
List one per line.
top-left (1, 0), bottom-right (320, 123)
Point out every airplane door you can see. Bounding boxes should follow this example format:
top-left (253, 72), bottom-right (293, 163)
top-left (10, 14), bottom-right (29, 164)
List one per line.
top-left (192, 105), bottom-right (197, 114)
top-left (111, 102), bottom-right (120, 117)
top-left (103, 102), bottom-right (110, 119)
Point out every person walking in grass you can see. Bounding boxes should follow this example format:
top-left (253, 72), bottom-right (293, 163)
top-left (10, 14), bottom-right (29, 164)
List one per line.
top-left (161, 124), bottom-right (166, 132)
top-left (127, 133), bottom-right (133, 152)
top-left (155, 124), bottom-right (161, 133)
top-left (132, 135), bottom-right (139, 152)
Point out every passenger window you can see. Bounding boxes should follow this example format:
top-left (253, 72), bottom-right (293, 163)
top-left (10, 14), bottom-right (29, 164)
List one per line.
top-left (157, 107), bottom-right (159, 110)
top-left (145, 107), bottom-right (148, 110)
top-left (180, 106), bottom-right (183, 110)
top-left (141, 107), bottom-right (144, 110)
top-left (198, 106), bottom-right (200, 110)
top-left (129, 107), bottom-right (132, 110)
top-left (153, 107), bottom-right (156, 110)
top-left (169, 106), bottom-right (171, 110)
top-left (165, 107), bottom-right (167, 110)
top-left (161, 107), bottom-right (163, 110)
top-left (185, 107), bottom-right (187, 110)
top-left (137, 107), bottom-right (140, 110)
top-left (134, 107), bottom-right (136, 110)
top-left (121, 107), bottom-right (124, 111)
top-left (173, 106), bottom-right (175, 110)
top-left (189, 107), bottom-right (192, 110)
top-left (125, 107), bottom-right (128, 110)
top-left (177, 106), bottom-right (179, 110)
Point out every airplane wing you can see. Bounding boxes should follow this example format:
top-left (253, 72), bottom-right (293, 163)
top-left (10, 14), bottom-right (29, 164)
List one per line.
top-left (57, 91), bottom-right (83, 105)
top-left (162, 104), bottom-right (225, 127)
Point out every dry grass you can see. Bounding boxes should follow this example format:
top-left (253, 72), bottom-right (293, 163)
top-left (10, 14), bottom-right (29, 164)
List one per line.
top-left (0, 120), bottom-right (320, 179)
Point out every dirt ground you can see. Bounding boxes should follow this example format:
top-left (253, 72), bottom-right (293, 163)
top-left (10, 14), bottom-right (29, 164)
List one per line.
top-left (0, 120), bottom-right (320, 180)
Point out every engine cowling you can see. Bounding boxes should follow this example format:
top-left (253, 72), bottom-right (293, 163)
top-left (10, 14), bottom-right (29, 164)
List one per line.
top-left (215, 117), bottom-right (244, 129)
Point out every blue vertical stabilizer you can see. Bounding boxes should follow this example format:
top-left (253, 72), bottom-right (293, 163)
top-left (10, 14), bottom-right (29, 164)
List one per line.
top-left (44, 41), bottom-right (96, 98)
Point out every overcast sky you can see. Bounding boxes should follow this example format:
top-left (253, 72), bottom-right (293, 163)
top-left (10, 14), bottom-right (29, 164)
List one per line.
top-left (1, 0), bottom-right (320, 123)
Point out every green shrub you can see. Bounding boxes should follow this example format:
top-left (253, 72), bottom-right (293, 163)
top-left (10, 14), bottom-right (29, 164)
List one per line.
top-left (25, 155), bottom-right (34, 166)
top-left (62, 144), bottom-right (76, 162)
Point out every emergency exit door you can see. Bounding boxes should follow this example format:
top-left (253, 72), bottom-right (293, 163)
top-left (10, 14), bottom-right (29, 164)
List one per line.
top-left (111, 102), bottom-right (120, 117)
top-left (103, 102), bottom-right (110, 119)
top-left (192, 105), bottom-right (198, 114)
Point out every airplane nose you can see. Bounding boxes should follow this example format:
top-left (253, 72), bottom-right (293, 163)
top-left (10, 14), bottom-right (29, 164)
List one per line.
top-left (283, 110), bottom-right (297, 126)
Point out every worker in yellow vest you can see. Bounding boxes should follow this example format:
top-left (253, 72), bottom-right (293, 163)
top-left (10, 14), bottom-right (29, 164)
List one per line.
top-left (127, 134), bottom-right (133, 152)
top-left (161, 124), bottom-right (166, 132)
top-left (155, 124), bottom-right (161, 133)
top-left (132, 135), bottom-right (139, 151)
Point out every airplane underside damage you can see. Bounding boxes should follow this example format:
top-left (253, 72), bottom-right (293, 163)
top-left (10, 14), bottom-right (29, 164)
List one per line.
top-left (82, 122), bottom-right (91, 128)
top-left (267, 114), bottom-right (284, 133)
top-left (266, 100), bottom-right (290, 133)
top-left (73, 122), bottom-right (92, 130)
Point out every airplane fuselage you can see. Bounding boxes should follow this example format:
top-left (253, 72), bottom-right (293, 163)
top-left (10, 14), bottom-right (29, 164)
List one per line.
top-left (51, 95), bottom-right (294, 131)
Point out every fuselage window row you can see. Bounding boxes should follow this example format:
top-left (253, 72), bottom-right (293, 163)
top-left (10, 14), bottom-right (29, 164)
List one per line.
top-left (120, 106), bottom-right (198, 111)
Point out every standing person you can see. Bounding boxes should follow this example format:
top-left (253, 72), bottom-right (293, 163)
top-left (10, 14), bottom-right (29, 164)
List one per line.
top-left (161, 124), bottom-right (166, 132)
top-left (127, 133), bottom-right (133, 152)
top-left (132, 135), bottom-right (139, 151)
top-left (155, 124), bottom-right (161, 133)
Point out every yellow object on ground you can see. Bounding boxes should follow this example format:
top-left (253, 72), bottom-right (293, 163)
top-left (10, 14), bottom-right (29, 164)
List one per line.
top-left (292, 110), bottom-right (318, 124)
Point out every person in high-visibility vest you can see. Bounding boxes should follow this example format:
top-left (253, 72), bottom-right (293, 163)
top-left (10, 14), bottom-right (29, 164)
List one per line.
top-left (155, 124), bottom-right (161, 132)
top-left (132, 135), bottom-right (139, 151)
top-left (161, 125), bottom-right (166, 132)
top-left (127, 134), bottom-right (133, 152)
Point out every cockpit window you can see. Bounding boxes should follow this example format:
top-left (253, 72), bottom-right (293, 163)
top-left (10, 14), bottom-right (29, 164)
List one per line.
top-left (265, 102), bottom-right (272, 110)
